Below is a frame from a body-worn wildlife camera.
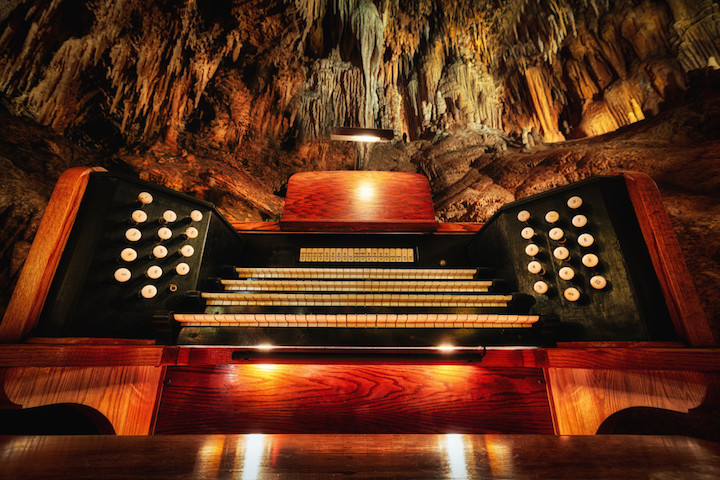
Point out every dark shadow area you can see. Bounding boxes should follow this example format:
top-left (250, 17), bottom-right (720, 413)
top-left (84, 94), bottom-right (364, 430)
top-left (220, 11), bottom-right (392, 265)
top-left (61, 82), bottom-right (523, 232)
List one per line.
top-left (0, 403), bottom-right (115, 435)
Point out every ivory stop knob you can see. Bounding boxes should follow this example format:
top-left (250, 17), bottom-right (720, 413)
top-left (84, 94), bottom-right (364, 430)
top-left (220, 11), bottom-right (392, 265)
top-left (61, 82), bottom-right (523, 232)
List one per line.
top-left (549, 227), bottom-right (564, 241)
top-left (158, 227), bottom-right (172, 240)
top-left (590, 275), bottom-right (608, 290)
top-left (140, 285), bottom-right (157, 299)
top-left (525, 244), bottom-right (539, 256)
top-left (521, 227), bottom-right (535, 239)
top-left (146, 265), bottom-right (162, 280)
top-left (533, 281), bottom-right (549, 294)
top-left (176, 263), bottom-right (190, 275)
top-left (190, 210), bottom-right (203, 222)
top-left (582, 253), bottom-right (599, 268)
top-left (152, 245), bottom-right (168, 259)
top-left (559, 266), bottom-right (575, 280)
top-left (578, 233), bottom-right (595, 247)
top-left (528, 261), bottom-right (544, 274)
top-left (553, 246), bottom-right (570, 260)
top-left (567, 196), bottom-right (583, 209)
top-left (517, 210), bottom-right (531, 222)
top-left (545, 211), bottom-right (560, 223)
top-left (125, 228), bottom-right (141, 242)
top-left (162, 210), bottom-right (178, 223)
top-left (572, 215), bottom-right (587, 228)
top-left (185, 226), bottom-right (199, 239)
top-left (138, 192), bottom-right (153, 205)
top-left (564, 287), bottom-right (581, 302)
top-left (120, 248), bottom-right (137, 262)
top-left (131, 210), bottom-right (148, 224)
top-left (179, 245), bottom-right (195, 257)
top-left (114, 268), bottom-right (131, 283)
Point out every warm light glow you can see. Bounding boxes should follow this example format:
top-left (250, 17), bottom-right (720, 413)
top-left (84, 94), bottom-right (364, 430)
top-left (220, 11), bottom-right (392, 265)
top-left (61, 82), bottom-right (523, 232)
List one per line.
top-left (357, 183), bottom-right (375, 201)
top-left (436, 344), bottom-right (457, 353)
top-left (240, 434), bottom-right (265, 480)
top-left (252, 364), bottom-right (279, 371)
top-left (346, 135), bottom-right (383, 142)
top-left (444, 434), bottom-right (468, 479)
top-left (330, 127), bottom-right (394, 143)
top-left (254, 344), bottom-right (274, 351)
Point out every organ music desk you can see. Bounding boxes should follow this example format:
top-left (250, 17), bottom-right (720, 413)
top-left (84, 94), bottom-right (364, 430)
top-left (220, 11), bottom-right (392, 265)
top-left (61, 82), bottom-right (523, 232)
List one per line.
top-left (0, 168), bottom-right (719, 476)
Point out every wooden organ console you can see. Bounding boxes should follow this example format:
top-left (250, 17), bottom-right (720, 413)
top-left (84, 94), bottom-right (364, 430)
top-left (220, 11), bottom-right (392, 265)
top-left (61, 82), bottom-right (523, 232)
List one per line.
top-left (1, 167), bottom-right (718, 473)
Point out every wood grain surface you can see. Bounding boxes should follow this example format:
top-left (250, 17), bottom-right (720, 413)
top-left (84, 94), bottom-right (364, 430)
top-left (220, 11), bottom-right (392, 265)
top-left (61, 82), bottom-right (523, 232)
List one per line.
top-left (0, 167), bottom-right (105, 342)
top-left (154, 364), bottom-right (553, 434)
top-left (623, 172), bottom-right (715, 346)
top-left (2, 434), bottom-right (719, 479)
top-left (280, 171), bottom-right (438, 231)
top-left (545, 368), bottom-right (709, 435)
top-left (4, 366), bottom-right (164, 435)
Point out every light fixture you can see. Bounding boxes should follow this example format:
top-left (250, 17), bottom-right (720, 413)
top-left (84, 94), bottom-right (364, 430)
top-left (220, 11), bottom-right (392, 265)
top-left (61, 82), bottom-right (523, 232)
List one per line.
top-left (331, 126), bottom-right (394, 143)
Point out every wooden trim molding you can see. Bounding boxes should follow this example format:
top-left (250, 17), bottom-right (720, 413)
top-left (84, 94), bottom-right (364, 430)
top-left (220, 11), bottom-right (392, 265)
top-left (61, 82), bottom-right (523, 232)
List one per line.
top-left (622, 172), bottom-right (715, 346)
top-left (0, 167), bottom-right (106, 342)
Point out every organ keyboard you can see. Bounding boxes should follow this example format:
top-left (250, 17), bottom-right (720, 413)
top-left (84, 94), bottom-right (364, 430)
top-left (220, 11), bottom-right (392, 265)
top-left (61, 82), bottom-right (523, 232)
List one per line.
top-left (0, 168), bottom-right (713, 351)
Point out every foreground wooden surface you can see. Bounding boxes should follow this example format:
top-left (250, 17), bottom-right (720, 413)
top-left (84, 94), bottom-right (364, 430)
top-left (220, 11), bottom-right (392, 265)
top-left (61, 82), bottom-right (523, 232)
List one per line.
top-left (1, 434), bottom-right (719, 479)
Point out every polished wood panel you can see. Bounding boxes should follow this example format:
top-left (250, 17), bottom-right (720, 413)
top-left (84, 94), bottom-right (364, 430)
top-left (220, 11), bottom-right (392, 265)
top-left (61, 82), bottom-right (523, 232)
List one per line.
top-left (154, 365), bottom-right (553, 434)
top-left (2, 434), bottom-right (719, 479)
top-left (623, 172), bottom-right (715, 346)
top-left (0, 167), bottom-right (105, 342)
top-left (4, 366), bottom-right (164, 435)
top-left (0, 345), bottom-right (166, 367)
top-left (280, 171), bottom-right (438, 231)
top-left (545, 368), bottom-right (709, 435)
top-left (230, 221), bottom-right (484, 233)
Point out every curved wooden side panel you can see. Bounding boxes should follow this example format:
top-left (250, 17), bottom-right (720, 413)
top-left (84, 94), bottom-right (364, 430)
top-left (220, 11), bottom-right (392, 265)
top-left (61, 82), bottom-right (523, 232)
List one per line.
top-left (622, 172), bottom-right (716, 346)
top-left (3, 366), bottom-right (164, 435)
top-left (0, 167), bottom-right (106, 342)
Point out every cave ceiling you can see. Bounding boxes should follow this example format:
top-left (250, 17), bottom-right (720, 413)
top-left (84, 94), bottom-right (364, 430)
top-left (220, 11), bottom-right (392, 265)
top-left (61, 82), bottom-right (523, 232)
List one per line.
top-left (1, 1), bottom-right (719, 326)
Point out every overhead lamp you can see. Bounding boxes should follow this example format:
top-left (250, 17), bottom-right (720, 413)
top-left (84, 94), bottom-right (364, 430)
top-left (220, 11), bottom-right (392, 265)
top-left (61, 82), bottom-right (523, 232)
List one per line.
top-left (331, 126), bottom-right (394, 143)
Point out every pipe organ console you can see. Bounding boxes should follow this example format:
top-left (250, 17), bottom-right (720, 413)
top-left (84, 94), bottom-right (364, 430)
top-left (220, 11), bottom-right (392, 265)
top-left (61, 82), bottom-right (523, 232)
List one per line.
top-left (0, 167), bottom-right (717, 443)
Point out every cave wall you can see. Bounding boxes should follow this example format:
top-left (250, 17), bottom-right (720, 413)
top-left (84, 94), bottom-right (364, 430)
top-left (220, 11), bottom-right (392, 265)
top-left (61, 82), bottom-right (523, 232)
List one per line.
top-left (0, 0), bottom-right (719, 330)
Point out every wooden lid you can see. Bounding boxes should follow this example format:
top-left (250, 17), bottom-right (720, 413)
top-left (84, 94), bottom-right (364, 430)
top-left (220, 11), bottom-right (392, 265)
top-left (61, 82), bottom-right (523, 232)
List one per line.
top-left (280, 171), bottom-right (438, 232)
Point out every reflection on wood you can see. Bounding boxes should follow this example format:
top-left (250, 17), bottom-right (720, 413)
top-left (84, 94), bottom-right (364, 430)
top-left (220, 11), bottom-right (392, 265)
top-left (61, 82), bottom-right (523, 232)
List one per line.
top-left (4, 366), bottom-right (164, 435)
top-left (545, 368), bottom-right (708, 435)
top-left (155, 364), bottom-right (553, 434)
top-left (1, 434), bottom-right (719, 479)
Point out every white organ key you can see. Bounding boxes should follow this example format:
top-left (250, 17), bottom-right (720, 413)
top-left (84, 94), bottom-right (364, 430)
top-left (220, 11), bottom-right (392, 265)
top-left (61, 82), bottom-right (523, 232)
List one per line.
top-left (140, 284), bottom-right (157, 299)
top-left (528, 261), bottom-right (544, 275)
top-left (120, 248), bottom-right (137, 262)
top-left (176, 263), bottom-right (190, 275)
top-left (525, 244), bottom-right (539, 256)
top-left (545, 211), bottom-right (560, 223)
top-left (553, 246), bottom-right (570, 260)
top-left (559, 266), bottom-right (575, 280)
top-left (184, 226), bottom-right (199, 239)
top-left (152, 245), bottom-right (168, 259)
top-left (567, 196), bottom-right (583, 209)
top-left (578, 233), bottom-right (595, 247)
top-left (564, 287), bottom-right (581, 302)
top-left (158, 227), bottom-right (172, 240)
top-left (138, 192), bottom-right (153, 205)
top-left (190, 210), bottom-right (203, 222)
top-left (533, 281), bottom-right (549, 294)
top-left (131, 210), bottom-right (148, 224)
top-left (146, 265), bottom-right (162, 280)
top-left (521, 227), bottom-right (535, 240)
top-left (179, 245), bottom-right (195, 257)
top-left (125, 228), bottom-right (141, 242)
top-left (114, 268), bottom-right (131, 283)
top-left (590, 275), bottom-right (608, 290)
top-left (517, 210), bottom-right (531, 222)
top-left (549, 227), bottom-right (564, 241)
top-left (572, 214), bottom-right (588, 228)
top-left (162, 210), bottom-right (178, 223)
top-left (582, 253), bottom-right (599, 268)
